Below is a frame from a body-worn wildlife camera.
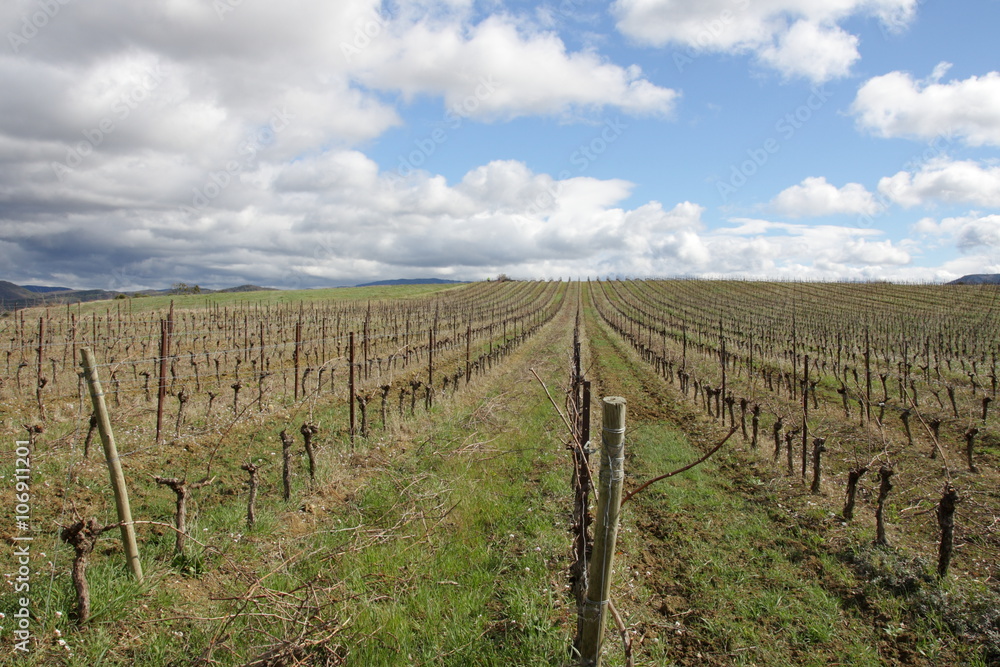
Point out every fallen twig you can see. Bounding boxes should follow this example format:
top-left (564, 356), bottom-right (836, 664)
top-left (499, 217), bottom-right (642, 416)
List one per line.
top-left (620, 426), bottom-right (737, 506)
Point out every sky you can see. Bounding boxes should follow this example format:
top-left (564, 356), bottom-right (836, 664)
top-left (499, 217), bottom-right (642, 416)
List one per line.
top-left (1, 0), bottom-right (999, 290)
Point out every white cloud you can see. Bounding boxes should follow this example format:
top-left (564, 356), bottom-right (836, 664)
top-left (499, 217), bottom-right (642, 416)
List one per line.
top-left (612, 0), bottom-right (916, 82)
top-left (878, 159), bottom-right (1000, 208)
top-left (708, 218), bottom-right (911, 276)
top-left (0, 0), bottom-right (684, 287)
top-left (914, 214), bottom-right (1000, 251)
top-left (758, 20), bottom-right (858, 82)
top-left (772, 176), bottom-right (880, 217)
top-left (6, 138), bottom-right (921, 287)
top-left (352, 15), bottom-right (678, 119)
top-left (851, 64), bottom-right (1000, 146)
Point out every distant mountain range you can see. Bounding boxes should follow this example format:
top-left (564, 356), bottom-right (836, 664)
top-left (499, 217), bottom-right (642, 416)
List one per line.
top-left (22, 284), bottom-right (74, 293)
top-left (0, 278), bottom-right (468, 310)
top-left (0, 281), bottom-right (121, 310)
top-left (946, 274), bottom-right (1000, 285)
top-left (0, 281), bottom-right (277, 311)
top-left (355, 278), bottom-right (467, 287)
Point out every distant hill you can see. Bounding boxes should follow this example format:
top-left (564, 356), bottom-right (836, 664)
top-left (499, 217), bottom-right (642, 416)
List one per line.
top-left (0, 280), bottom-right (38, 299)
top-left (216, 284), bottom-right (277, 293)
top-left (947, 274), bottom-right (1000, 285)
top-left (0, 281), bottom-right (120, 310)
top-left (135, 284), bottom-right (277, 296)
top-left (355, 278), bottom-right (467, 287)
top-left (22, 284), bottom-right (73, 293)
top-left (0, 281), bottom-right (281, 311)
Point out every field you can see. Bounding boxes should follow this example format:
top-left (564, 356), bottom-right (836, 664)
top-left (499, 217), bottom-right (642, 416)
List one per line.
top-left (1, 280), bottom-right (998, 665)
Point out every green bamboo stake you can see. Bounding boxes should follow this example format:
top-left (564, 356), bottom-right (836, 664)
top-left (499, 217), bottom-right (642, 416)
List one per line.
top-left (79, 347), bottom-right (143, 582)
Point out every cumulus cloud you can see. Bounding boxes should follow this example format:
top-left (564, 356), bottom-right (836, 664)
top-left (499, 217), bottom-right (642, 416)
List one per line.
top-left (612, 0), bottom-right (916, 82)
top-left (713, 219), bottom-right (909, 269)
top-left (772, 176), bottom-right (880, 217)
top-left (914, 214), bottom-right (1000, 251)
top-left (0, 0), bottom-right (685, 287)
top-left (878, 159), bottom-right (1000, 208)
top-left (758, 20), bottom-right (859, 82)
top-left (351, 15), bottom-right (679, 119)
top-left (0, 0), bottom-right (979, 288)
top-left (2, 128), bottom-right (921, 288)
top-left (0, 147), bottom-right (710, 287)
top-left (851, 64), bottom-right (1000, 146)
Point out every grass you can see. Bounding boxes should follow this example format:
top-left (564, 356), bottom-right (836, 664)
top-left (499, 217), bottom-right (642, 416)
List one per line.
top-left (3, 281), bottom-right (999, 665)
top-left (24, 283), bottom-right (467, 316)
top-left (1, 284), bottom-right (579, 665)
top-left (581, 292), bottom-right (998, 666)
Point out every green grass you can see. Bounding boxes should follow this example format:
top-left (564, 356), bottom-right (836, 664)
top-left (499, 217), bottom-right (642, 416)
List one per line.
top-left (34, 282), bottom-right (467, 315)
top-left (582, 284), bottom-right (999, 666)
top-left (329, 337), bottom-right (574, 665)
top-left (606, 417), bottom-right (894, 665)
top-left (1, 288), bottom-right (580, 665)
top-left (5, 281), bottom-right (999, 665)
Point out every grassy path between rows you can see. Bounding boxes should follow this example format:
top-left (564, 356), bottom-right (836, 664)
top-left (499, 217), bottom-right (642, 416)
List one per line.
top-left (311, 287), bottom-right (582, 665)
top-left (579, 283), bottom-right (992, 666)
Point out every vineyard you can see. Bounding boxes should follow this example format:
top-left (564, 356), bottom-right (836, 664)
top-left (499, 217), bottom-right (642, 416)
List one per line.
top-left (0, 280), bottom-right (998, 665)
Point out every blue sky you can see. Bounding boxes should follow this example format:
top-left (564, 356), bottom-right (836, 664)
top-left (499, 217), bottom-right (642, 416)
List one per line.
top-left (1, 0), bottom-right (998, 289)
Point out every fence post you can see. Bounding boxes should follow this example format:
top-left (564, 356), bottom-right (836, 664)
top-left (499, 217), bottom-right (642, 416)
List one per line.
top-left (578, 396), bottom-right (626, 666)
top-left (155, 318), bottom-right (168, 444)
top-left (349, 332), bottom-right (356, 446)
top-left (79, 347), bottom-right (143, 582)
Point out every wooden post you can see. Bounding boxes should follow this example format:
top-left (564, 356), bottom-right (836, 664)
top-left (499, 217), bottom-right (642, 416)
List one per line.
top-left (363, 302), bottom-right (371, 381)
top-left (36, 316), bottom-right (44, 383)
top-left (36, 316), bottom-right (47, 420)
top-left (294, 319), bottom-right (302, 401)
top-left (937, 484), bottom-right (959, 577)
top-left (720, 330), bottom-right (727, 424)
top-left (578, 397), bottom-right (626, 667)
top-left (280, 430), bottom-right (293, 501)
top-left (155, 318), bottom-right (168, 444)
top-left (79, 348), bottom-right (143, 582)
top-left (241, 462), bottom-right (259, 528)
top-left (864, 327), bottom-right (872, 422)
top-left (801, 354), bottom-right (809, 478)
top-left (427, 328), bottom-right (434, 409)
top-left (349, 332), bottom-right (356, 445)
